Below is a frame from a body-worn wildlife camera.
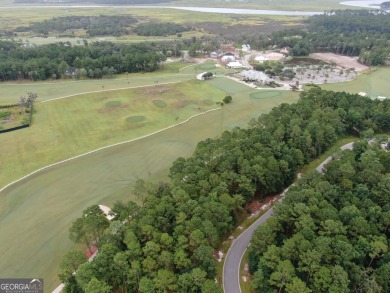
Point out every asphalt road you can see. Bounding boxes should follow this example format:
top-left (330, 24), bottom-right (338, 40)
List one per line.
top-left (223, 142), bottom-right (354, 293)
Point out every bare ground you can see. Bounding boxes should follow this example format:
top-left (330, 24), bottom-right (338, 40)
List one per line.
top-left (310, 53), bottom-right (369, 72)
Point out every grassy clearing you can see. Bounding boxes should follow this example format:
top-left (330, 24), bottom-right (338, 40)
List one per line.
top-left (319, 67), bottom-right (390, 99)
top-left (0, 78), bottom-right (298, 290)
top-left (166, 0), bottom-right (347, 10)
top-left (0, 106), bottom-right (29, 130)
top-left (0, 79), bottom-right (226, 188)
top-left (0, 62), bottom-right (193, 105)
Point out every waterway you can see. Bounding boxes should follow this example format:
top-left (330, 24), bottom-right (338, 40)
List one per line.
top-left (0, 1), bottom-right (386, 15)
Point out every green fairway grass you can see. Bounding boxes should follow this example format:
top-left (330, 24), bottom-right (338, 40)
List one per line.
top-left (0, 76), bottom-right (298, 290)
top-left (320, 67), bottom-right (390, 99)
top-left (0, 62), bottom-right (194, 105)
top-left (0, 79), bottom-right (227, 189)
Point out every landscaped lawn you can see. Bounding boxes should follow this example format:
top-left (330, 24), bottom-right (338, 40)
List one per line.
top-left (0, 73), bottom-right (298, 290)
top-left (0, 62), bottom-right (194, 105)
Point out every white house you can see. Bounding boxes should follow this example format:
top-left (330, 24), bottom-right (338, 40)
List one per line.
top-left (358, 92), bottom-right (367, 97)
top-left (221, 55), bottom-right (236, 63)
top-left (227, 61), bottom-right (243, 69)
top-left (377, 96), bottom-right (387, 101)
top-left (197, 72), bottom-right (209, 80)
top-left (255, 56), bottom-right (269, 63)
top-left (242, 44), bottom-right (251, 52)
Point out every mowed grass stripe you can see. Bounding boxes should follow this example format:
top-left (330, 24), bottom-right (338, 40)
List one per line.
top-left (0, 79), bottom-right (225, 189)
top-left (0, 87), bottom-right (298, 291)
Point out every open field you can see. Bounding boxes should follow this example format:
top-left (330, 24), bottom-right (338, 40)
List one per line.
top-left (0, 0), bottom-right (354, 11)
top-left (0, 62), bottom-right (195, 105)
top-left (310, 53), bottom-right (369, 72)
top-left (166, 0), bottom-right (350, 10)
top-left (320, 67), bottom-right (390, 99)
top-left (0, 73), bottom-right (298, 290)
top-left (0, 6), bottom-right (307, 44)
top-left (0, 78), bottom-right (226, 188)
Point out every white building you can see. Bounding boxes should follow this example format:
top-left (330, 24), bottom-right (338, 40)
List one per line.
top-left (255, 56), bottom-right (269, 63)
top-left (221, 55), bottom-right (236, 63)
top-left (227, 62), bottom-right (243, 69)
top-left (242, 44), bottom-right (251, 52)
top-left (197, 72), bottom-right (209, 80)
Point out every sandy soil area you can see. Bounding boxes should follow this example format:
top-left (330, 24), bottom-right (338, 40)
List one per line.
top-left (310, 53), bottom-right (369, 72)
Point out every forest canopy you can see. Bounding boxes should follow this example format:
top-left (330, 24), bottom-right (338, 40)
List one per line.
top-left (15, 15), bottom-right (138, 37)
top-left (60, 88), bottom-right (390, 292)
top-left (134, 22), bottom-right (190, 36)
top-left (246, 10), bottom-right (390, 66)
top-left (249, 140), bottom-right (390, 292)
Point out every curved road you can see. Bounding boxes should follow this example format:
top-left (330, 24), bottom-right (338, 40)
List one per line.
top-left (223, 142), bottom-right (354, 293)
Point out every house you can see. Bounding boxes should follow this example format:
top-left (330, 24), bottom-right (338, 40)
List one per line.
top-left (242, 44), bottom-right (251, 52)
top-left (377, 96), bottom-right (387, 101)
top-left (227, 61), bottom-right (243, 69)
top-left (221, 55), bottom-right (236, 63)
top-left (358, 92), bottom-right (367, 97)
top-left (197, 72), bottom-right (209, 80)
top-left (255, 56), bottom-right (269, 63)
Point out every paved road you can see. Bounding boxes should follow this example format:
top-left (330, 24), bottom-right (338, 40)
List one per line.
top-left (223, 142), bottom-right (354, 293)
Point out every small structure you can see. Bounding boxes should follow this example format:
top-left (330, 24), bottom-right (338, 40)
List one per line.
top-left (255, 56), bottom-right (269, 63)
top-left (210, 50), bottom-right (223, 58)
top-left (197, 72), bottom-right (209, 80)
top-left (280, 47), bottom-right (290, 54)
top-left (358, 92), bottom-right (367, 97)
top-left (242, 44), bottom-right (251, 52)
top-left (221, 55), bottom-right (236, 63)
top-left (377, 96), bottom-right (387, 101)
top-left (227, 61), bottom-right (243, 69)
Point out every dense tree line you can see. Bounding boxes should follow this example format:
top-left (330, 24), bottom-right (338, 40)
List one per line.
top-left (249, 140), bottom-right (390, 292)
top-left (248, 10), bottom-right (390, 66)
top-left (60, 88), bottom-right (390, 292)
top-left (0, 40), bottom-right (168, 81)
top-left (16, 16), bottom-right (137, 37)
top-left (134, 22), bottom-right (190, 36)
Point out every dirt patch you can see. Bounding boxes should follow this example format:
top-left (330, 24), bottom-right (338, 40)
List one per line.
top-left (85, 245), bottom-right (98, 259)
top-left (310, 53), bottom-right (369, 72)
top-left (245, 195), bottom-right (275, 214)
top-left (285, 57), bottom-right (329, 66)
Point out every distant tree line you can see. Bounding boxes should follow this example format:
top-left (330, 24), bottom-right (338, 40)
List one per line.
top-left (380, 1), bottom-right (390, 9)
top-left (15, 0), bottom-right (175, 3)
top-left (60, 87), bottom-right (390, 292)
top-left (247, 10), bottom-right (390, 66)
top-left (0, 40), bottom-right (168, 81)
top-left (134, 22), bottom-right (190, 36)
top-left (249, 139), bottom-right (390, 292)
top-left (15, 15), bottom-right (138, 37)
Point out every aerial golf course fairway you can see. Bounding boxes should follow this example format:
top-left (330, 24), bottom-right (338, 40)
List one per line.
top-left (0, 65), bottom-right (299, 290)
